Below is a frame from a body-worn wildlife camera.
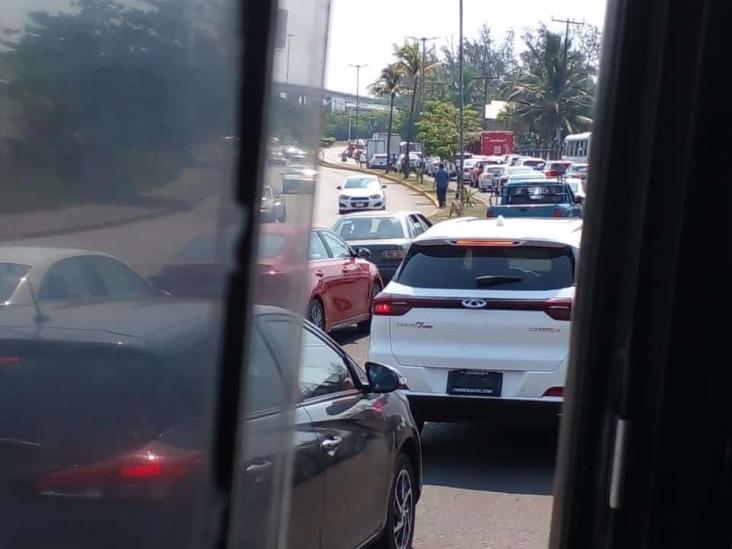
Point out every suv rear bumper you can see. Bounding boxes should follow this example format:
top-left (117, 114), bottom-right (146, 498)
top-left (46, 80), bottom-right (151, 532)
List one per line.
top-left (406, 392), bottom-right (562, 422)
top-left (391, 362), bottom-right (567, 399)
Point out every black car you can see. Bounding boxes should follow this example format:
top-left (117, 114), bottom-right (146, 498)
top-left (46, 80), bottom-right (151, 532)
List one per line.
top-left (260, 185), bottom-right (287, 222)
top-left (331, 211), bottom-right (433, 283)
top-left (0, 299), bottom-right (421, 549)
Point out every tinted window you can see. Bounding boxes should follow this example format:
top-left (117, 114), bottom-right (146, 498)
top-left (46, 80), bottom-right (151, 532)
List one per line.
top-left (299, 329), bottom-right (354, 400)
top-left (333, 217), bottom-right (405, 241)
top-left (397, 244), bottom-right (575, 290)
top-left (245, 325), bottom-right (288, 415)
top-left (321, 232), bottom-right (351, 259)
top-left (0, 263), bottom-right (30, 302)
top-left (39, 257), bottom-right (96, 300)
top-left (87, 256), bottom-right (154, 298)
top-left (503, 185), bottom-right (571, 204)
top-left (309, 231), bottom-right (329, 260)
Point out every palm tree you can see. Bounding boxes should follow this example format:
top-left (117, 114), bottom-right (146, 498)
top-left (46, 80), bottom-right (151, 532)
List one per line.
top-left (394, 41), bottom-right (439, 177)
top-left (504, 31), bottom-right (594, 157)
top-left (369, 64), bottom-right (404, 172)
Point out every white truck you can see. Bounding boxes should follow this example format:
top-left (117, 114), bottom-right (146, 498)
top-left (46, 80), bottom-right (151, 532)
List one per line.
top-left (365, 139), bottom-right (386, 166)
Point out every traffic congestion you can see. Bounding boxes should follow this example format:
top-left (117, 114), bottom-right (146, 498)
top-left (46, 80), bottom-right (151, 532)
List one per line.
top-left (0, 0), bottom-right (618, 548)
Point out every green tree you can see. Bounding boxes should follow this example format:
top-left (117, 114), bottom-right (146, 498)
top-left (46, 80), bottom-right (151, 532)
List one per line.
top-left (416, 100), bottom-right (482, 159)
top-left (394, 40), bottom-right (439, 176)
top-left (0, 0), bottom-right (230, 196)
top-left (503, 29), bottom-right (594, 156)
top-left (369, 63), bottom-right (404, 171)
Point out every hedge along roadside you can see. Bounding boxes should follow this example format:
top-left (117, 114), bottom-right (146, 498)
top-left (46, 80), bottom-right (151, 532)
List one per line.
top-left (319, 160), bottom-right (439, 209)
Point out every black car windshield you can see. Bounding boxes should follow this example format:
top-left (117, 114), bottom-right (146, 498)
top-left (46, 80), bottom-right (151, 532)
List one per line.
top-left (0, 263), bottom-right (31, 301)
top-left (397, 244), bottom-right (575, 290)
top-left (333, 217), bottom-right (405, 241)
top-left (343, 178), bottom-right (378, 189)
top-left (502, 185), bottom-right (571, 204)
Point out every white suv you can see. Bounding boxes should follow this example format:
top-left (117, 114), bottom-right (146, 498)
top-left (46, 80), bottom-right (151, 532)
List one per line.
top-left (367, 217), bottom-right (581, 427)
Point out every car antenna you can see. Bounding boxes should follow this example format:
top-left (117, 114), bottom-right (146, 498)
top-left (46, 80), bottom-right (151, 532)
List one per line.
top-left (25, 278), bottom-right (49, 324)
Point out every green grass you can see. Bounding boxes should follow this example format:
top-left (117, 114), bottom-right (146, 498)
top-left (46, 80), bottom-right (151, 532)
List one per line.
top-left (428, 203), bottom-right (486, 223)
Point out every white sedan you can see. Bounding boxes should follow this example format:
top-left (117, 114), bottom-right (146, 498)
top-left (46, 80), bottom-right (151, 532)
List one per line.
top-left (337, 176), bottom-right (387, 214)
top-left (0, 246), bottom-right (161, 305)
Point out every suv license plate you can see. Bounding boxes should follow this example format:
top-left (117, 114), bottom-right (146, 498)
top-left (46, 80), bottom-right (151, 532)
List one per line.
top-left (447, 370), bottom-right (502, 396)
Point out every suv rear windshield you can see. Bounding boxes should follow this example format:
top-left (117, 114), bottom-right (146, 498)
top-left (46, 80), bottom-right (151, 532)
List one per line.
top-left (397, 244), bottom-right (575, 290)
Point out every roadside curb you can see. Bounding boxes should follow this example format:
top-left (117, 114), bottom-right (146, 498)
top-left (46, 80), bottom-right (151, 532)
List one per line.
top-left (319, 160), bottom-right (440, 212)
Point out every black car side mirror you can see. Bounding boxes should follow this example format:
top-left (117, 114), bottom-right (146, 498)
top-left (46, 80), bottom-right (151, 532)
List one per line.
top-left (365, 362), bottom-right (404, 393)
top-left (336, 185), bottom-right (342, 190)
top-left (355, 247), bottom-right (371, 259)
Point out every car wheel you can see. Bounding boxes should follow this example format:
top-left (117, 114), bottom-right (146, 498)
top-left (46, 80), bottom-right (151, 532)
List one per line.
top-left (374, 454), bottom-right (416, 549)
top-left (358, 281), bottom-right (382, 332)
top-left (307, 298), bottom-right (326, 332)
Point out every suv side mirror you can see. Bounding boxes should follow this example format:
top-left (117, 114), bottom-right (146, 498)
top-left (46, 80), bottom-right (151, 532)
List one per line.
top-left (355, 247), bottom-right (371, 259)
top-left (381, 184), bottom-right (387, 189)
top-left (336, 185), bottom-right (342, 190)
top-left (365, 362), bottom-right (404, 393)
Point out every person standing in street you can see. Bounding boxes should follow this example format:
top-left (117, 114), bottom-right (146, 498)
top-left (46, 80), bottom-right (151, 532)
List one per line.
top-left (435, 163), bottom-right (449, 208)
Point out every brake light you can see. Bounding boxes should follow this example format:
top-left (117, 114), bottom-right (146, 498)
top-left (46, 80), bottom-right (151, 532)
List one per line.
top-left (543, 387), bottom-right (564, 397)
top-left (553, 208), bottom-right (565, 218)
top-left (544, 297), bottom-right (572, 321)
top-left (35, 446), bottom-right (202, 498)
top-left (373, 297), bottom-right (411, 316)
top-left (454, 240), bottom-right (517, 247)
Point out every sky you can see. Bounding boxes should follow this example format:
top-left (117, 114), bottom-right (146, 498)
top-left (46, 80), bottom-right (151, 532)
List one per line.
top-left (324, 0), bottom-right (607, 95)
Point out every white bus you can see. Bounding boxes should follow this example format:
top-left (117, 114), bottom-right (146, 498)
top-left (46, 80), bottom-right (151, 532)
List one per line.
top-left (563, 132), bottom-right (591, 163)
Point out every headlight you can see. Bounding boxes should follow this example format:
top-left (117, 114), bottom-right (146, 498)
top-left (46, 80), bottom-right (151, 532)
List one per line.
top-left (369, 194), bottom-right (381, 199)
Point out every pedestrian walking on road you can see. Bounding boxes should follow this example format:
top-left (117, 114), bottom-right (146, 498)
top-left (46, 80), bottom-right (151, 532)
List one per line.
top-left (435, 163), bottom-right (449, 208)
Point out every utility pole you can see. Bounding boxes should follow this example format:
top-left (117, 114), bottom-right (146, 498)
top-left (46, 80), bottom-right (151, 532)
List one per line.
top-left (285, 33), bottom-right (294, 83)
top-left (551, 17), bottom-right (585, 159)
top-left (407, 36), bottom-right (439, 111)
top-left (349, 64), bottom-right (367, 141)
top-left (458, 0), bottom-right (465, 199)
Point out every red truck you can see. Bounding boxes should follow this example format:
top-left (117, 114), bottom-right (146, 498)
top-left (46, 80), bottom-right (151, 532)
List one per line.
top-left (476, 131), bottom-right (514, 156)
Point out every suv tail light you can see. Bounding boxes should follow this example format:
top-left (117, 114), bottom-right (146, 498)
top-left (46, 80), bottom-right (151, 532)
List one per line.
top-left (543, 387), bottom-right (564, 397)
top-left (373, 297), bottom-right (412, 316)
top-left (553, 208), bottom-right (566, 218)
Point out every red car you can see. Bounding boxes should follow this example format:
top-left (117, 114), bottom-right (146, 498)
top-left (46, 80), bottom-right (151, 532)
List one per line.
top-left (258, 225), bottom-right (382, 332)
top-left (153, 225), bottom-right (382, 333)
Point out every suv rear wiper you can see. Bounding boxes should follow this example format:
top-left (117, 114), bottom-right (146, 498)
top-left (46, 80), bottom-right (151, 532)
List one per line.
top-left (475, 275), bottom-right (523, 287)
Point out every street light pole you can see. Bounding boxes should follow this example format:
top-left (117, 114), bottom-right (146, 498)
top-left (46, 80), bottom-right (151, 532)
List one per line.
top-left (407, 36), bottom-right (439, 111)
top-left (285, 33), bottom-right (294, 83)
top-left (349, 64), bottom-right (367, 141)
top-left (458, 0), bottom-right (464, 199)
